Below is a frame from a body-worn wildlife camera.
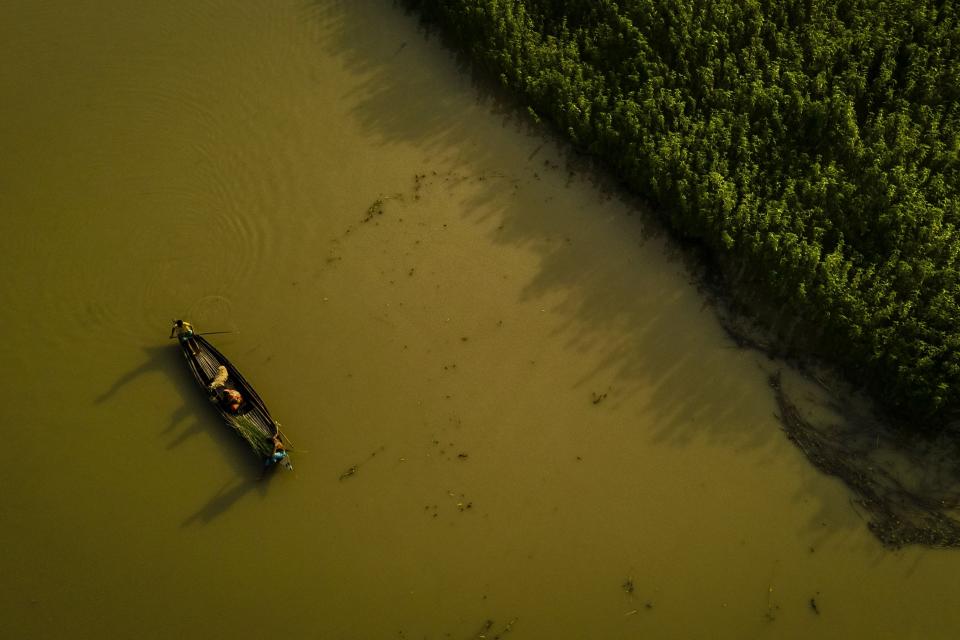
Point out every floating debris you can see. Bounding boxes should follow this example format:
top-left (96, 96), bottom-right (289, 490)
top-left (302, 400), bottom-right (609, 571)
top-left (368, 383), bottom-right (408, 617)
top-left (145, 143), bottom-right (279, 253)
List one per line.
top-left (473, 619), bottom-right (493, 639)
top-left (361, 194), bottom-right (402, 223)
top-left (472, 617), bottom-right (517, 640)
top-left (362, 198), bottom-right (384, 222)
top-left (764, 585), bottom-right (779, 621)
top-left (338, 446), bottom-right (386, 481)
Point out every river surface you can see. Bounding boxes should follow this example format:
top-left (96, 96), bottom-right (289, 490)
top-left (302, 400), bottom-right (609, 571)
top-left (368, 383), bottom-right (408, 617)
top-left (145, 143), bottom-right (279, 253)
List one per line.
top-left (2, 1), bottom-right (959, 638)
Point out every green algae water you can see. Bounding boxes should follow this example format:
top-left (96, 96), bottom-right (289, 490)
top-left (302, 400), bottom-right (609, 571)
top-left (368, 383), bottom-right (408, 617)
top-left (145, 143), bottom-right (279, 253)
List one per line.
top-left (2, 1), bottom-right (959, 638)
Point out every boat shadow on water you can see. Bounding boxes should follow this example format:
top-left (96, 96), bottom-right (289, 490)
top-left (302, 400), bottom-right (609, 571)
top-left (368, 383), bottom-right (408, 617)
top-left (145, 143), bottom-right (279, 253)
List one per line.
top-left (95, 344), bottom-right (177, 405)
top-left (98, 346), bottom-right (208, 450)
top-left (174, 421), bottom-right (277, 526)
top-left (181, 474), bottom-right (273, 527)
top-left (98, 342), bottom-right (277, 524)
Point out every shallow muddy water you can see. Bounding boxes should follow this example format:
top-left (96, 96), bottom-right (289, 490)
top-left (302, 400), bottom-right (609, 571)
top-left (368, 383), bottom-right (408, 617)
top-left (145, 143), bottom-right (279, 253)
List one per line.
top-left (2, 1), bottom-right (960, 638)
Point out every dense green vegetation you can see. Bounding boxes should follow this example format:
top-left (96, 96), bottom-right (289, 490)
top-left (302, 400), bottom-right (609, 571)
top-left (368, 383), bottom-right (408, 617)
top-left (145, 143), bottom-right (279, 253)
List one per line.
top-left (404, 0), bottom-right (960, 424)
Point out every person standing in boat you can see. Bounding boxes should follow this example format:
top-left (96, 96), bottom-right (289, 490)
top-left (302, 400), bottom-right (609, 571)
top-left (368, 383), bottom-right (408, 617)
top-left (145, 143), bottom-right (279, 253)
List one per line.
top-left (170, 319), bottom-right (199, 354)
top-left (170, 319), bottom-right (195, 341)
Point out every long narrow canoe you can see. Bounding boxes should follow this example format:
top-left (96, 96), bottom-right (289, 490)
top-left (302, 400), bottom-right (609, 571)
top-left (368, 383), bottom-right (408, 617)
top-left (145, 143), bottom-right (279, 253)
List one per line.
top-left (172, 320), bottom-right (292, 470)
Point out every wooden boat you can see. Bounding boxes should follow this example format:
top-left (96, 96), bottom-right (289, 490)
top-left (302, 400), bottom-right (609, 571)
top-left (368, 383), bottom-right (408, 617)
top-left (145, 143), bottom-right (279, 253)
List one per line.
top-left (172, 320), bottom-right (293, 470)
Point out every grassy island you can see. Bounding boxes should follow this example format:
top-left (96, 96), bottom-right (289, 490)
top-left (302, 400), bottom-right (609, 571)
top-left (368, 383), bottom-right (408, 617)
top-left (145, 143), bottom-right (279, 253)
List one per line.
top-left (404, 0), bottom-right (960, 425)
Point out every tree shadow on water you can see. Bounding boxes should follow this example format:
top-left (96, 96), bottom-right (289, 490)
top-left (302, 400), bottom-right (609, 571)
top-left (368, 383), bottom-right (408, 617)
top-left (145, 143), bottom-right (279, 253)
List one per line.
top-left (306, 0), bottom-right (780, 454)
top-left (298, 0), bottom-right (938, 551)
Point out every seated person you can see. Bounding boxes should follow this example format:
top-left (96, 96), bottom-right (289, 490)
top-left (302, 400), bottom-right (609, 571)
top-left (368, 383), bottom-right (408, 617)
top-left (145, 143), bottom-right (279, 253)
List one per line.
top-left (219, 388), bottom-right (243, 413)
top-left (270, 434), bottom-right (288, 463)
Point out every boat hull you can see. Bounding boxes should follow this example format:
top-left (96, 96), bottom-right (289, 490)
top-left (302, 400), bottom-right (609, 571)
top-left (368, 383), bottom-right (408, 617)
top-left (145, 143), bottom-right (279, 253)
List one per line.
top-left (174, 326), bottom-right (292, 470)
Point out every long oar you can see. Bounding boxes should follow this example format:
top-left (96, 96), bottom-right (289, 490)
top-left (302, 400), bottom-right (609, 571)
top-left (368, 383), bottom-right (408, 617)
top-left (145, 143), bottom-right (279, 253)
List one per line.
top-left (168, 330), bottom-right (235, 340)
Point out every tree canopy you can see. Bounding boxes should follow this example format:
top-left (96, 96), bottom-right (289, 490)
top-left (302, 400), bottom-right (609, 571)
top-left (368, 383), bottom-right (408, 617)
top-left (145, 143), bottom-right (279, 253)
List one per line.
top-left (404, 0), bottom-right (960, 425)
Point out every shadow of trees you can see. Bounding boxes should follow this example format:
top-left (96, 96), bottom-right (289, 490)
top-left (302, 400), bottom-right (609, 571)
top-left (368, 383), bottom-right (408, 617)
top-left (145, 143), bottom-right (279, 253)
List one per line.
top-left (297, 0), bottom-right (960, 549)
top-left (306, 0), bottom-right (779, 451)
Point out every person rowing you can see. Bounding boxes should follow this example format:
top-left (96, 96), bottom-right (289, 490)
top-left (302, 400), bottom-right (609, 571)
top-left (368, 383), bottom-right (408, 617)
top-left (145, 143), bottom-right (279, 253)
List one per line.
top-left (170, 319), bottom-right (198, 354)
top-left (170, 319), bottom-right (195, 341)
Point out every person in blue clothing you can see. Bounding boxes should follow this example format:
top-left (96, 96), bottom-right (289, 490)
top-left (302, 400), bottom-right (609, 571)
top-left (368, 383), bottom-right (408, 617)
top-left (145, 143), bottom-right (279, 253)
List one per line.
top-left (270, 434), bottom-right (287, 464)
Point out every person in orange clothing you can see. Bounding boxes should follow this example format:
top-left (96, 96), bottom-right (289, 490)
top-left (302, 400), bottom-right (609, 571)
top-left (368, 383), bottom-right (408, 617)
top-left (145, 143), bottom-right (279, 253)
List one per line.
top-left (219, 388), bottom-right (243, 413)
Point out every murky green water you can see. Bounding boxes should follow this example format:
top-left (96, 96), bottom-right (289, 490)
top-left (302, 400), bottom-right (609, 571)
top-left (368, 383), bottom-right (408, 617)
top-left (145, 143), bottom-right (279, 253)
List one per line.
top-left (2, 1), bottom-right (959, 638)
